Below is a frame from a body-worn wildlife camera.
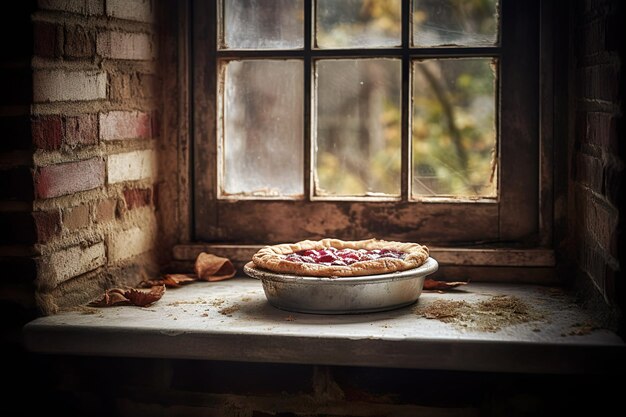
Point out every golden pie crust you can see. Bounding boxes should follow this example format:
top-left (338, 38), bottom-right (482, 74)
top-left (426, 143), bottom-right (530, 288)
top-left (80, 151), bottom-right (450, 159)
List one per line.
top-left (251, 238), bottom-right (429, 277)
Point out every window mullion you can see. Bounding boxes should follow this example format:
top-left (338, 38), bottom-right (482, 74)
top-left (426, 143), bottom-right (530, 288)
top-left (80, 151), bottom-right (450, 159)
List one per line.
top-left (401, 0), bottom-right (411, 201)
top-left (304, 0), bottom-right (313, 200)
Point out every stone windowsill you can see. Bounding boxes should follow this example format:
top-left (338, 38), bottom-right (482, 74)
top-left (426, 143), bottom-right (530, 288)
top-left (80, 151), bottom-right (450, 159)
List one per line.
top-left (23, 277), bottom-right (625, 374)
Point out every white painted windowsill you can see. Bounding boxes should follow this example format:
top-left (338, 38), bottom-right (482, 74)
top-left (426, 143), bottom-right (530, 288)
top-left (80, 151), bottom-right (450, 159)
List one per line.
top-left (23, 277), bottom-right (625, 374)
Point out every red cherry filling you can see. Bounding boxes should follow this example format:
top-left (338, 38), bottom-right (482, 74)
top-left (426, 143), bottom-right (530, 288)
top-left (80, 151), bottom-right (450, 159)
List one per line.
top-left (284, 247), bottom-right (405, 266)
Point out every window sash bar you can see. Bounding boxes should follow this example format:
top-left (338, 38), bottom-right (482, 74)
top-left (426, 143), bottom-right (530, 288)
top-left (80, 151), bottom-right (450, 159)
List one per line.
top-left (215, 47), bottom-right (501, 59)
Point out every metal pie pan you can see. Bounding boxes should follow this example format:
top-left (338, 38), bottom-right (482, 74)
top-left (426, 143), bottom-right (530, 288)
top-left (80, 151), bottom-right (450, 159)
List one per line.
top-left (243, 257), bottom-right (439, 314)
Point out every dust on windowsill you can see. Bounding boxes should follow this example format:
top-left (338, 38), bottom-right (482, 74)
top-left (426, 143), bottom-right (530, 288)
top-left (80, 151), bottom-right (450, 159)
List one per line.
top-left (414, 295), bottom-right (544, 332)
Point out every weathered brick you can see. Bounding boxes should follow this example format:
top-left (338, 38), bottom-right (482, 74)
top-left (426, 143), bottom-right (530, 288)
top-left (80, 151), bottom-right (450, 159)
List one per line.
top-left (38, 242), bottom-right (106, 289)
top-left (34, 158), bottom-right (104, 199)
top-left (0, 212), bottom-right (36, 244)
top-left (110, 72), bottom-right (157, 102)
top-left (0, 167), bottom-right (34, 201)
top-left (134, 73), bottom-right (157, 99)
top-left (107, 226), bottom-right (152, 262)
top-left (94, 198), bottom-right (117, 223)
top-left (106, 0), bottom-right (154, 23)
top-left (34, 21), bottom-right (61, 58)
top-left (107, 150), bottom-right (155, 184)
top-left (577, 240), bottom-right (608, 297)
top-left (63, 204), bottom-right (90, 231)
top-left (33, 210), bottom-right (62, 242)
top-left (578, 18), bottom-right (605, 59)
top-left (109, 72), bottom-right (132, 102)
top-left (0, 116), bottom-right (31, 151)
top-left (97, 31), bottom-right (155, 61)
top-left (603, 160), bottom-right (622, 204)
top-left (64, 25), bottom-right (96, 59)
top-left (150, 110), bottom-right (160, 138)
top-left (575, 152), bottom-right (603, 193)
top-left (99, 111), bottom-right (151, 141)
top-left (123, 187), bottom-right (152, 210)
top-left (32, 115), bottom-right (63, 150)
top-left (64, 114), bottom-right (98, 147)
top-left (576, 189), bottom-right (618, 259)
top-left (585, 112), bottom-right (617, 152)
top-left (33, 70), bottom-right (106, 102)
top-left (38, 0), bottom-right (103, 15)
top-left (577, 64), bottom-right (620, 102)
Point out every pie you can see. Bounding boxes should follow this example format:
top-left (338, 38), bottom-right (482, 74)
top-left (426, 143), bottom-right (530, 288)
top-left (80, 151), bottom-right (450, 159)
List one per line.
top-left (251, 238), bottom-right (429, 277)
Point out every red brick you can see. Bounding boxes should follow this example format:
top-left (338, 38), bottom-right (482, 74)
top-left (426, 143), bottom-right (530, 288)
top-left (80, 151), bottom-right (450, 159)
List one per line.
top-left (34, 21), bottom-right (61, 58)
top-left (34, 158), bottom-right (105, 199)
top-left (63, 204), bottom-right (90, 231)
top-left (94, 198), bottom-right (117, 223)
top-left (32, 115), bottom-right (63, 150)
top-left (33, 209), bottom-right (62, 243)
top-left (123, 187), bottom-right (152, 210)
top-left (64, 25), bottom-right (95, 59)
top-left (99, 111), bottom-right (151, 141)
top-left (64, 114), bottom-right (98, 147)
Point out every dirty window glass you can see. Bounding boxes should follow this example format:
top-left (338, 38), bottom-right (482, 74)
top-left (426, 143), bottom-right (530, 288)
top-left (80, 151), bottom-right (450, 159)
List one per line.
top-left (221, 60), bottom-right (304, 197)
top-left (217, 0), bottom-right (500, 200)
top-left (412, 0), bottom-right (499, 47)
top-left (221, 0), bottom-right (304, 49)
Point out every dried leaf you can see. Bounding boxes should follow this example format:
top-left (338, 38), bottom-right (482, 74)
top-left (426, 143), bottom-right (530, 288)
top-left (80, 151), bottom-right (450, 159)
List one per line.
top-left (139, 273), bottom-right (196, 288)
top-left (125, 285), bottom-right (165, 307)
top-left (195, 252), bottom-right (236, 282)
top-left (90, 285), bottom-right (165, 307)
top-left (423, 279), bottom-right (468, 291)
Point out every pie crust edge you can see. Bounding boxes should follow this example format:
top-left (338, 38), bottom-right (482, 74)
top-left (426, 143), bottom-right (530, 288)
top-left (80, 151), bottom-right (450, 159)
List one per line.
top-left (251, 238), bottom-right (429, 277)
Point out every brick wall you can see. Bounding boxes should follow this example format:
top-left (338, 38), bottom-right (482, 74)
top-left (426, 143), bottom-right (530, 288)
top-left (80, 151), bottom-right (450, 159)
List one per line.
top-left (570, 0), bottom-right (624, 320)
top-left (0, 0), bottom-right (163, 316)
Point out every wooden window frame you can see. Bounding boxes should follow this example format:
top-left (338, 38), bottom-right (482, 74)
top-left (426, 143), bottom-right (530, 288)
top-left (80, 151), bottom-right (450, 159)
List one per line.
top-left (182, 0), bottom-right (558, 281)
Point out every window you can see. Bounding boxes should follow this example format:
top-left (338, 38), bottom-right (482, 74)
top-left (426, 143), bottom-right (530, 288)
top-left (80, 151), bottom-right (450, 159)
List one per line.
top-left (192, 0), bottom-right (542, 247)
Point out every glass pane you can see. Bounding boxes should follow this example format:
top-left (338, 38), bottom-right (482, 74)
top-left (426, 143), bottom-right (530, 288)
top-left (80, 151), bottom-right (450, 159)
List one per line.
top-left (221, 0), bottom-right (304, 49)
top-left (222, 60), bottom-right (304, 197)
top-left (412, 0), bottom-right (498, 47)
top-left (316, 0), bottom-right (401, 48)
top-left (412, 58), bottom-right (497, 198)
top-left (315, 59), bottom-right (401, 197)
